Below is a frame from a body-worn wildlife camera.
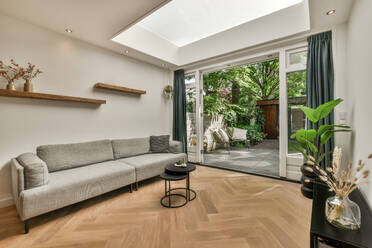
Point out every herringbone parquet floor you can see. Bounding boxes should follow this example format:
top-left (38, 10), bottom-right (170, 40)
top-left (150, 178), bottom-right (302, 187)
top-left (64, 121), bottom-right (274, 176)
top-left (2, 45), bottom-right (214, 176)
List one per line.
top-left (0, 166), bottom-right (312, 248)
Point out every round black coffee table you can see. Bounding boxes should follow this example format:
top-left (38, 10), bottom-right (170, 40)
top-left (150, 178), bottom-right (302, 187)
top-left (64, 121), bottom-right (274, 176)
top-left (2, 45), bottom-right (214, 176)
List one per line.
top-left (160, 172), bottom-right (188, 208)
top-left (164, 163), bottom-right (196, 201)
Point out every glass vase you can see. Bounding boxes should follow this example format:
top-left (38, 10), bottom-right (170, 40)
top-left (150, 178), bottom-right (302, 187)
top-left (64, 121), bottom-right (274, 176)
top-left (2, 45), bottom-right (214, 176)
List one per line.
top-left (325, 195), bottom-right (361, 230)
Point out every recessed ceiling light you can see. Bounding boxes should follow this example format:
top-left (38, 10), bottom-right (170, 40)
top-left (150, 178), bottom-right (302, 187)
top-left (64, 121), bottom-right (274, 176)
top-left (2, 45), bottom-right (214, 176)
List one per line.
top-left (65, 28), bottom-right (72, 33)
top-left (326, 10), bottom-right (336, 15)
top-left (125, 50), bottom-right (129, 54)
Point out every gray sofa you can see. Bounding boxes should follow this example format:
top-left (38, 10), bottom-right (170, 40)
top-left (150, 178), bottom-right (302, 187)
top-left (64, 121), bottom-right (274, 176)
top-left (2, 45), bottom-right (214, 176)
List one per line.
top-left (10, 137), bottom-right (186, 233)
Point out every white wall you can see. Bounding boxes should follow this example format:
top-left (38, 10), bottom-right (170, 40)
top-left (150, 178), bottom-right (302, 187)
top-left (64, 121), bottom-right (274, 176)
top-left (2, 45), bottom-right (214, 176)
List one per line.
top-left (343, 0), bottom-right (372, 207)
top-left (333, 23), bottom-right (352, 167)
top-left (0, 14), bottom-right (173, 207)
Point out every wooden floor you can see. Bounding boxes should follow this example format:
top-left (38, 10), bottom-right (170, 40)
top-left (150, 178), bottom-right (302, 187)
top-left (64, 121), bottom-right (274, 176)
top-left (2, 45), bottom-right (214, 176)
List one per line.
top-left (0, 166), bottom-right (312, 248)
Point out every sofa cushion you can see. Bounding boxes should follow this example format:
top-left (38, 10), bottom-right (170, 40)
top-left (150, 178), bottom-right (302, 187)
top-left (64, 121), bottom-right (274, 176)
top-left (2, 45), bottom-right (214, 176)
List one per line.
top-left (168, 140), bottom-right (183, 153)
top-left (150, 135), bottom-right (170, 153)
top-left (20, 161), bottom-right (135, 220)
top-left (112, 137), bottom-right (149, 159)
top-left (16, 153), bottom-right (49, 190)
top-left (37, 140), bottom-right (114, 172)
top-left (117, 153), bottom-right (186, 181)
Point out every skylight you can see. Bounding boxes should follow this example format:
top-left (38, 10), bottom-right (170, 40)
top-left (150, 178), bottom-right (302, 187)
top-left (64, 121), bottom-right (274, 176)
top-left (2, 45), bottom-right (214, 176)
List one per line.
top-left (134, 0), bottom-right (304, 47)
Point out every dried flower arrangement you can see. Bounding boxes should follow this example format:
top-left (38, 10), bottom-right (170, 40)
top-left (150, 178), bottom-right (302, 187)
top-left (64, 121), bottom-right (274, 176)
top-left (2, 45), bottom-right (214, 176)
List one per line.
top-left (0, 59), bottom-right (25, 90)
top-left (22, 62), bottom-right (42, 92)
top-left (22, 62), bottom-right (42, 82)
top-left (305, 147), bottom-right (370, 197)
top-left (305, 147), bottom-right (371, 229)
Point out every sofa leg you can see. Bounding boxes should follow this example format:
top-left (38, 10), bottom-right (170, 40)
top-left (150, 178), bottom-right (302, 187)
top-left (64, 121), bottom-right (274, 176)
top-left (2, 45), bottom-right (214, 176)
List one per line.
top-left (135, 181), bottom-right (139, 191)
top-left (24, 220), bottom-right (29, 234)
top-left (130, 184), bottom-right (133, 193)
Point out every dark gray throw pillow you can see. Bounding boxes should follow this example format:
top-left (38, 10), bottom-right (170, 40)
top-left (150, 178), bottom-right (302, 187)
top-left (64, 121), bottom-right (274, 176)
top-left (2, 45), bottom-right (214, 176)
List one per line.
top-left (150, 135), bottom-right (170, 153)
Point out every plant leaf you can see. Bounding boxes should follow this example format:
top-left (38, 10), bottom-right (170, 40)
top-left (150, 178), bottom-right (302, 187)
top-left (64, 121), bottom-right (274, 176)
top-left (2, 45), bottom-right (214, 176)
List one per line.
top-left (295, 129), bottom-right (317, 143)
top-left (318, 124), bottom-right (351, 137)
top-left (299, 106), bottom-right (318, 122)
top-left (316, 151), bottom-right (333, 165)
top-left (288, 143), bottom-right (309, 160)
top-left (314, 98), bottom-right (343, 122)
top-left (320, 131), bottom-right (334, 145)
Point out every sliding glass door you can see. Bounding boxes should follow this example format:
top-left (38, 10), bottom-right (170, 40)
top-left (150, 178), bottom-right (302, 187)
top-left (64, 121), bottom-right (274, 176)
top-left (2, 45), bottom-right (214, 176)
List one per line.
top-left (200, 60), bottom-right (280, 177)
top-left (185, 44), bottom-right (307, 180)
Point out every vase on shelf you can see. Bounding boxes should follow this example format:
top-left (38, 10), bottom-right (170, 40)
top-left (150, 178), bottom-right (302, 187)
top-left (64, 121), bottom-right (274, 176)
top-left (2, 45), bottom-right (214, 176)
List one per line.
top-left (6, 81), bottom-right (16, 90)
top-left (325, 195), bottom-right (361, 230)
top-left (24, 80), bottom-right (34, 92)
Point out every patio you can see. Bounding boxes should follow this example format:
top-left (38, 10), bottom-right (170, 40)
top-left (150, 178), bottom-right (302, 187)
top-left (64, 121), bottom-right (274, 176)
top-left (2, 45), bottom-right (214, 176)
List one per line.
top-left (189, 139), bottom-right (280, 177)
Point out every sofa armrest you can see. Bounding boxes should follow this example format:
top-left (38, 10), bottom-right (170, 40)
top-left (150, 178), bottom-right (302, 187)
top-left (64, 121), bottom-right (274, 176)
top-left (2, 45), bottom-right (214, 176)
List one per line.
top-left (169, 140), bottom-right (183, 153)
top-left (10, 158), bottom-right (25, 203)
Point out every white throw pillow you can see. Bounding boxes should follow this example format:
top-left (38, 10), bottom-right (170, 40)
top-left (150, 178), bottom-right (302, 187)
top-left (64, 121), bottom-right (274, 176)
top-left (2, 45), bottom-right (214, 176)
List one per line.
top-left (218, 129), bottom-right (230, 143)
top-left (232, 127), bottom-right (247, 141)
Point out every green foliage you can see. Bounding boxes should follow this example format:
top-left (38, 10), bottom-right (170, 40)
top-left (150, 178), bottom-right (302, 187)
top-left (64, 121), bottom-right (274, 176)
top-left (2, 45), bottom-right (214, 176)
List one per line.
top-left (299, 98), bottom-right (343, 123)
top-left (236, 124), bottom-right (266, 146)
top-left (201, 59), bottom-right (306, 147)
top-left (287, 71), bottom-right (306, 98)
top-left (186, 87), bottom-right (196, 113)
top-left (243, 59), bottom-right (279, 100)
top-left (291, 98), bottom-right (352, 166)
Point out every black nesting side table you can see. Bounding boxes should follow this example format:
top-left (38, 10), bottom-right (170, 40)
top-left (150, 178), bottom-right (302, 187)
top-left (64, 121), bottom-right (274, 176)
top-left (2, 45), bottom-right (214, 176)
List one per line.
top-left (164, 163), bottom-right (196, 202)
top-left (160, 172), bottom-right (188, 208)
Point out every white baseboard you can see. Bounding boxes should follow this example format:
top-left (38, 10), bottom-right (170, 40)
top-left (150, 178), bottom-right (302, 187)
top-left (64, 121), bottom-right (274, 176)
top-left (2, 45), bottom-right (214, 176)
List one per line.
top-left (0, 194), bottom-right (14, 208)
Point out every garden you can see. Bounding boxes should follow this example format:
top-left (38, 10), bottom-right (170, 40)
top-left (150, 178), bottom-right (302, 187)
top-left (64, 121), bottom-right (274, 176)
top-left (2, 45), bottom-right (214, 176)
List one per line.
top-left (186, 58), bottom-right (307, 152)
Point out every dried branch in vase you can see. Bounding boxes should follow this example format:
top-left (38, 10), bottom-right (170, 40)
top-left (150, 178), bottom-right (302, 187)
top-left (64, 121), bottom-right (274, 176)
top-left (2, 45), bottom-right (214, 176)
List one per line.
top-left (22, 62), bottom-right (42, 81)
top-left (0, 59), bottom-right (25, 83)
top-left (305, 147), bottom-right (371, 199)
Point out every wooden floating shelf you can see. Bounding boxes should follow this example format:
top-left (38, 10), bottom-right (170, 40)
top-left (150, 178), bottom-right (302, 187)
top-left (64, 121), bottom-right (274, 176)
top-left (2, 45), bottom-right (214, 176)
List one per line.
top-left (94, 83), bottom-right (146, 95)
top-left (0, 89), bottom-right (106, 104)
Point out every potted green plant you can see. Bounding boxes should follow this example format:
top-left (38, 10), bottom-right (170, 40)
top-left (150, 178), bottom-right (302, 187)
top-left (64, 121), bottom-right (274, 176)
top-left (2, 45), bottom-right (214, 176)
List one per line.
top-left (290, 98), bottom-right (351, 199)
top-left (163, 85), bottom-right (173, 99)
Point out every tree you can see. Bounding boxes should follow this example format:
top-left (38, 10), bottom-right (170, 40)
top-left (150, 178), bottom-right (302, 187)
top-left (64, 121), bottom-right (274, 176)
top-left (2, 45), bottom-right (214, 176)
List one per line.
top-left (287, 70), bottom-right (306, 98)
top-left (244, 59), bottom-right (279, 100)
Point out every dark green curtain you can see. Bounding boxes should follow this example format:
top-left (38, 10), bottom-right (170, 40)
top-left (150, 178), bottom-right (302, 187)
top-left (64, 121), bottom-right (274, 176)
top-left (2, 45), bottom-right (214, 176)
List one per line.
top-left (306, 31), bottom-right (334, 168)
top-left (173, 69), bottom-right (187, 153)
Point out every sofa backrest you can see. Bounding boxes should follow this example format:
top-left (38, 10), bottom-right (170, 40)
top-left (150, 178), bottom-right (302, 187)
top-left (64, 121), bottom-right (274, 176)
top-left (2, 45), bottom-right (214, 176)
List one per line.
top-left (37, 140), bottom-right (114, 172)
top-left (112, 137), bottom-right (149, 159)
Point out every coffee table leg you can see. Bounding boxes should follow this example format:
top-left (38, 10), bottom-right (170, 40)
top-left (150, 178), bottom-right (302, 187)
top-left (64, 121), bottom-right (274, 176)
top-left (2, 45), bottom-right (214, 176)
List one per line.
top-left (168, 180), bottom-right (171, 207)
top-left (164, 180), bottom-right (167, 196)
top-left (187, 173), bottom-right (190, 201)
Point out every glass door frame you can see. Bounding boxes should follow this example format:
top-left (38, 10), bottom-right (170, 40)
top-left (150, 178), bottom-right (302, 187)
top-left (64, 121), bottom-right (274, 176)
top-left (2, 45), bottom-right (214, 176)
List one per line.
top-left (185, 71), bottom-right (204, 163)
top-left (185, 41), bottom-right (307, 179)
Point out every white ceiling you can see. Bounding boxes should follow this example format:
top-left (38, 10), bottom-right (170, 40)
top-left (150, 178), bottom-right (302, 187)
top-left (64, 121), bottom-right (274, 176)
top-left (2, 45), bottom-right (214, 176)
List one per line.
top-left (135, 0), bottom-right (303, 47)
top-left (0, 0), bottom-right (355, 68)
top-left (0, 0), bottom-right (171, 66)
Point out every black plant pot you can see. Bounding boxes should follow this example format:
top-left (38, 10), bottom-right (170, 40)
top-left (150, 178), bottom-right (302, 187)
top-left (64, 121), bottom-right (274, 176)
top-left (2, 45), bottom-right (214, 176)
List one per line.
top-left (300, 164), bottom-right (315, 199)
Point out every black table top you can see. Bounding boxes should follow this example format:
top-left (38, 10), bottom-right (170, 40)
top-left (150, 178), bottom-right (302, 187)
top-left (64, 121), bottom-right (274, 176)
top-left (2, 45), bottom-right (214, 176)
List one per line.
top-left (160, 172), bottom-right (187, 181)
top-left (165, 163), bottom-right (196, 175)
top-left (311, 182), bottom-right (372, 248)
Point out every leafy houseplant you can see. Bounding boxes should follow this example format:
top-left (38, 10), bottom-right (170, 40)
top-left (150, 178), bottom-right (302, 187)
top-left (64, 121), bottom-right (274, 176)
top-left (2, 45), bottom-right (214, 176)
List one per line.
top-left (290, 98), bottom-right (352, 198)
top-left (163, 85), bottom-right (173, 99)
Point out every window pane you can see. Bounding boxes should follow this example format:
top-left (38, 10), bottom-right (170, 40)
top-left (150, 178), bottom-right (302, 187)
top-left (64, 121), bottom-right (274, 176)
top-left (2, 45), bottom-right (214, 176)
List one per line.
top-left (289, 51), bottom-right (307, 67)
top-left (287, 70), bottom-right (306, 154)
top-left (185, 75), bottom-right (197, 162)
